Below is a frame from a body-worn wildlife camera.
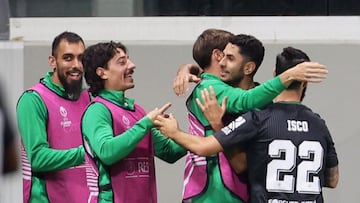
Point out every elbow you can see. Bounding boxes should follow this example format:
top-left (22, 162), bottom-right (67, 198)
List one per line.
top-left (28, 153), bottom-right (43, 172)
top-left (31, 163), bottom-right (42, 172)
top-left (96, 149), bottom-right (115, 166)
top-left (99, 157), bottom-right (114, 166)
top-left (97, 152), bottom-right (117, 166)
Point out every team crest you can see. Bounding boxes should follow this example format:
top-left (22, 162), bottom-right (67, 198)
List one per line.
top-left (122, 115), bottom-right (130, 129)
top-left (60, 106), bottom-right (72, 128)
top-left (60, 106), bottom-right (67, 117)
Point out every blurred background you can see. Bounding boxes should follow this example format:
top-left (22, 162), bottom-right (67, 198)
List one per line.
top-left (1, 0), bottom-right (360, 202)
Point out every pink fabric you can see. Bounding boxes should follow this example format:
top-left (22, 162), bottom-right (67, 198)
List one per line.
top-left (94, 97), bottom-right (156, 203)
top-left (183, 112), bottom-right (249, 202)
top-left (23, 84), bottom-right (98, 203)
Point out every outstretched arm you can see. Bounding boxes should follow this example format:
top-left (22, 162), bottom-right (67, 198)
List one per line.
top-left (173, 64), bottom-right (202, 96)
top-left (154, 114), bottom-right (223, 156)
top-left (83, 102), bottom-right (172, 165)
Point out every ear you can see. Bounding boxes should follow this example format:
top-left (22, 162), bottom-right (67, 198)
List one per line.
top-left (212, 49), bottom-right (224, 62)
top-left (48, 55), bottom-right (56, 70)
top-left (96, 67), bottom-right (108, 80)
top-left (244, 61), bottom-right (256, 76)
top-left (272, 67), bottom-right (276, 77)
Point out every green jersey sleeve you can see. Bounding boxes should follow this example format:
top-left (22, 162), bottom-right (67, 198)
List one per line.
top-left (201, 76), bottom-right (285, 114)
top-left (82, 102), bottom-right (154, 166)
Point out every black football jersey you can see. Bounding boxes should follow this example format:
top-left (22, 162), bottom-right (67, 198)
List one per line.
top-left (214, 102), bottom-right (338, 203)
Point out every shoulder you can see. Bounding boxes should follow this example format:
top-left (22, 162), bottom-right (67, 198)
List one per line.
top-left (83, 101), bottom-right (111, 121)
top-left (17, 89), bottom-right (43, 108)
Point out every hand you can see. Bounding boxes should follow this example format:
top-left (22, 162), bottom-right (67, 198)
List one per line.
top-left (173, 64), bottom-right (202, 96)
top-left (196, 86), bottom-right (227, 131)
top-left (146, 102), bottom-right (172, 122)
top-left (281, 62), bottom-right (328, 86)
top-left (154, 113), bottom-right (179, 138)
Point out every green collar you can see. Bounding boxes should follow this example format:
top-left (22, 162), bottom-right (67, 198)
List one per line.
top-left (98, 89), bottom-right (135, 110)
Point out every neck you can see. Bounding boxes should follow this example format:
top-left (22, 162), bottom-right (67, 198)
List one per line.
top-left (204, 64), bottom-right (221, 76)
top-left (274, 90), bottom-right (301, 103)
top-left (237, 77), bottom-right (256, 90)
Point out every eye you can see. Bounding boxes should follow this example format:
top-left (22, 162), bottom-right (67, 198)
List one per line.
top-left (118, 55), bottom-right (129, 65)
top-left (63, 55), bottom-right (73, 61)
top-left (118, 59), bottom-right (126, 65)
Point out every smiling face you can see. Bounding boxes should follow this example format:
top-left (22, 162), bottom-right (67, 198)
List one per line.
top-left (101, 48), bottom-right (136, 91)
top-left (49, 39), bottom-right (85, 98)
top-left (219, 43), bottom-right (247, 86)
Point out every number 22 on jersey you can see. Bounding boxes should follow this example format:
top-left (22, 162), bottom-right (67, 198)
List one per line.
top-left (266, 140), bottom-right (323, 194)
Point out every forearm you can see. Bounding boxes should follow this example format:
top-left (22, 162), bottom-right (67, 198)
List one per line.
top-left (20, 130), bottom-right (84, 172)
top-left (324, 166), bottom-right (339, 188)
top-left (31, 146), bottom-right (85, 172)
top-left (91, 117), bottom-right (153, 165)
top-left (220, 77), bottom-right (285, 113)
top-left (171, 131), bottom-right (221, 157)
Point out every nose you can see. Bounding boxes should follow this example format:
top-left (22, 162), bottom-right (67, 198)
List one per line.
top-left (127, 59), bottom-right (136, 70)
top-left (74, 57), bottom-right (83, 69)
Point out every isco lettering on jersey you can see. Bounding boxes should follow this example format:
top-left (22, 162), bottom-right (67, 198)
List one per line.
top-left (287, 120), bottom-right (308, 132)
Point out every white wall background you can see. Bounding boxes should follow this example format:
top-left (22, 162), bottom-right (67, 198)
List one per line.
top-left (2, 16), bottom-right (360, 202)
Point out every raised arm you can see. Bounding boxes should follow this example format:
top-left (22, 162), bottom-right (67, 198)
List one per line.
top-left (207, 61), bottom-right (328, 114)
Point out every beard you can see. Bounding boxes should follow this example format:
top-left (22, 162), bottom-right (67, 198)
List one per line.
top-left (224, 65), bottom-right (245, 87)
top-left (57, 68), bottom-right (83, 100)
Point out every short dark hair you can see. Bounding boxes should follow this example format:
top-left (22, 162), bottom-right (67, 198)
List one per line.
top-left (229, 34), bottom-right (265, 76)
top-left (51, 31), bottom-right (85, 57)
top-left (82, 41), bottom-right (127, 96)
top-left (275, 46), bottom-right (310, 90)
top-left (192, 29), bottom-right (233, 69)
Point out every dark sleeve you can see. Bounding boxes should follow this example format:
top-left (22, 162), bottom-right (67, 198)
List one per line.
top-left (214, 111), bottom-right (260, 149)
top-left (323, 124), bottom-right (338, 168)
